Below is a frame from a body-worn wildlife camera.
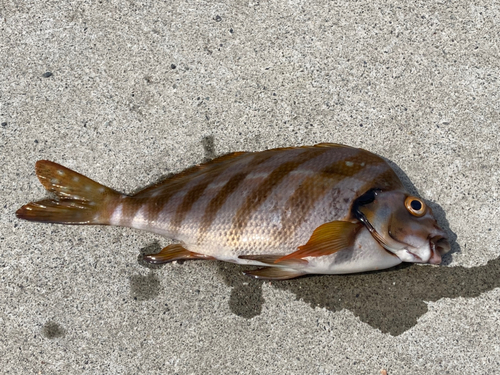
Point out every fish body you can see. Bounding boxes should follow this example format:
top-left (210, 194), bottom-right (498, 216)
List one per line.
top-left (16, 143), bottom-right (450, 280)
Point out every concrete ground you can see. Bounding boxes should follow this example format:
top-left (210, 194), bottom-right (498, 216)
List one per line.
top-left (2, 1), bottom-right (499, 374)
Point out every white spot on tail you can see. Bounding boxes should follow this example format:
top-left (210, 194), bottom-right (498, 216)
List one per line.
top-left (98, 187), bottom-right (105, 193)
top-left (73, 176), bottom-right (80, 182)
top-left (51, 178), bottom-right (59, 184)
top-left (345, 161), bottom-right (354, 167)
top-left (110, 204), bottom-right (123, 226)
top-left (57, 170), bottom-right (65, 176)
top-left (131, 205), bottom-right (148, 229)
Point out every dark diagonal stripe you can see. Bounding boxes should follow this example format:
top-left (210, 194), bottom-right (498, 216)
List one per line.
top-left (197, 172), bottom-right (248, 243)
top-left (121, 197), bottom-right (149, 226)
top-left (230, 147), bottom-right (330, 239)
top-left (145, 180), bottom-right (195, 227)
top-left (171, 168), bottom-right (228, 231)
top-left (196, 151), bottom-right (277, 243)
top-left (365, 166), bottom-right (403, 191)
top-left (172, 148), bottom-right (281, 232)
top-left (273, 154), bottom-right (387, 243)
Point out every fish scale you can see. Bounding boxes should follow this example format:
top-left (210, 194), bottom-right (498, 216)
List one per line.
top-left (16, 143), bottom-right (450, 280)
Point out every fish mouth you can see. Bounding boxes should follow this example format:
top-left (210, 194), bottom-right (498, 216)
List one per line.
top-left (433, 236), bottom-right (451, 255)
top-left (405, 237), bottom-right (450, 264)
top-left (424, 239), bottom-right (441, 264)
top-left (355, 208), bottom-right (450, 264)
top-left (427, 236), bottom-right (450, 264)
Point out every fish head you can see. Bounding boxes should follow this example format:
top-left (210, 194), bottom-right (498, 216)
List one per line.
top-left (356, 190), bottom-right (450, 264)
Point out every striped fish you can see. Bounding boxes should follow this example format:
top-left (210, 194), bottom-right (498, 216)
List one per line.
top-left (16, 143), bottom-right (450, 280)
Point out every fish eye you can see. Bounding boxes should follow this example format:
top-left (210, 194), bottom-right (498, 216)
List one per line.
top-left (405, 196), bottom-right (426, 217)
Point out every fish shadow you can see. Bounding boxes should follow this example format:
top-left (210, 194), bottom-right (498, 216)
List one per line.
top-left (137, 141), bottom-right (472, 335)
top-left (216, 154), bottom-right (470, 336)
top-left (217, 257), bottom-right (500, 336)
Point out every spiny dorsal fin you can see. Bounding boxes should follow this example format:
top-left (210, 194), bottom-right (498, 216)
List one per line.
top-left (275, 221), bottom-right (362, 263)
top-left (131, 152), bottom-right (248, 198)
top-left (131, 144), bottom-right (354, 199)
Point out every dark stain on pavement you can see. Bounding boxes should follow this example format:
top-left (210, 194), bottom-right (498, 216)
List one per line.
top-left (137, 241), bottom-right (165, 269)
top-left (201, 135), bottom-right (216, 162)
top-left (217, 263), bottom-right (264, 319)
top-left (129, 271), bottom-right (161, 301)
top-left (42, 321), bottom-right (66, 339)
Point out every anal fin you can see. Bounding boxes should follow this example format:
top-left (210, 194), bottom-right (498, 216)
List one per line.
top-left (243, 267), bottom-right (306, 280)
top-left (238, 254), bottom-right (307, 266)
top-left (143, 244), bottom-right (214, 264)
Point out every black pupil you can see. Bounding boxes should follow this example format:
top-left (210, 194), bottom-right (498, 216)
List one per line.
top-left (410, 200), bottom-right (422, 211)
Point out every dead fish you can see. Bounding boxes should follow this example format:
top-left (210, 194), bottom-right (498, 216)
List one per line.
top-left (16, 143), bottom-right (450, 280)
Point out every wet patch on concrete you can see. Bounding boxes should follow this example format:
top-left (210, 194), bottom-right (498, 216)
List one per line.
top-left (41, 321), bottom-right (65, 339)
top-left (129, 271), bottom-right (161, 301)
top-left (217, 257), bottom-right (500, 336)
top-left (137, 241), bottom-right (165, 270)
top-left (217, 263), bottom-right (264, 319)
top-left (201, 135), bottom-right (216, 162)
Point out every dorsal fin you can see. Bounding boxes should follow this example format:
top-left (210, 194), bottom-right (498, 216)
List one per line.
top-left (132, 151), bottom-right (248, 198)
top-left (131, 143), bottom-right (383, 199)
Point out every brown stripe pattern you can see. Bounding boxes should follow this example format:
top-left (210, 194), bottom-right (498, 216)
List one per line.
top-left (170, 167), bottom-right (228, 232)
top-left (272, 152), bottom-right (385, 244)
top-left (229, 147), bottom-right (329, 242)
top-left (195, 150), bottom-right (279, 243)
top-left (124, 152), bottom-right (253, 230)
top-left (115, 144), bottom-right (405, 260)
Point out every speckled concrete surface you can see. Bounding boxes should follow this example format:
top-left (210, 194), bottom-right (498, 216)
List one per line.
top-left (2, 1), bottom-right (500, 374)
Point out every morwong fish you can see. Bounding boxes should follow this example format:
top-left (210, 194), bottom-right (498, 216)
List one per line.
top-left (16, 143), bottom-right (450, 280)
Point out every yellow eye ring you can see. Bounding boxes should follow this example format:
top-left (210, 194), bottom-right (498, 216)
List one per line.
top-left (405, 196), bottom-right (426, 217)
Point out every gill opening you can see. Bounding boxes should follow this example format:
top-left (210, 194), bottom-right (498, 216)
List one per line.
top-left (353, 208), bottom-right (388, 248)
top-left (353, 188), bottom-right (389, 249)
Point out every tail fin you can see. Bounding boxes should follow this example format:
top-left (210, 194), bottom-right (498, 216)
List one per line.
top-left (16, 160), bottom-right (122, 225)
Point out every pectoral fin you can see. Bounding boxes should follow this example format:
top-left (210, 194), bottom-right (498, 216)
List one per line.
top-left (143, 244), bottom-right (214, 264)
top-left (275, 221), bottom-right (362, 263)
top-left (243, 267), bottom-right (306, 280)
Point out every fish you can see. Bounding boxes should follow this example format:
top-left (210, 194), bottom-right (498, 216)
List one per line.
top-left (16, 143), bottom-right (450, 280)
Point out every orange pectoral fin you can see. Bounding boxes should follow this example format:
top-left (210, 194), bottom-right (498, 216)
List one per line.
top-left (143, 244), bottom-right (214, 264)
top-left (275, 221), bottom-right (362, 263)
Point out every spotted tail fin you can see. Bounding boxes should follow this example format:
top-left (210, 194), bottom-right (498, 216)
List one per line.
top-left (16, 160), bottom-right (123, 225)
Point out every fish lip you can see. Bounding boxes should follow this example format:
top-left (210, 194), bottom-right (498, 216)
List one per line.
top-left (432, 236), bottom-right (451, 255)
top-left (427, 239), bottom-right (442, 264)
top-left (404, 240), bottom-right (443, 264)
top-left (405, 250), bottom-right (423, 262)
